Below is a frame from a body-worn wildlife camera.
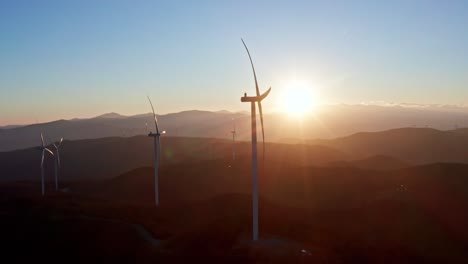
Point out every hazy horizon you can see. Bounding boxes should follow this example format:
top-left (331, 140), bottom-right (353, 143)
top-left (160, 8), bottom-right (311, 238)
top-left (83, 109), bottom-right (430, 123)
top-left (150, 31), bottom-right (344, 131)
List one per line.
top-left (5, 101), bottom-right (468, 127)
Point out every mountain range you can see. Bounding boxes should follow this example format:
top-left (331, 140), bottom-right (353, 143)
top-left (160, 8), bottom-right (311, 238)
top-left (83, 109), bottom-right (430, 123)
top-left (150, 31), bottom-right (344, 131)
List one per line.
top-left (4, 126), bottom-right (468, 182)
top-left (4, 104), bottom-right (468, 152)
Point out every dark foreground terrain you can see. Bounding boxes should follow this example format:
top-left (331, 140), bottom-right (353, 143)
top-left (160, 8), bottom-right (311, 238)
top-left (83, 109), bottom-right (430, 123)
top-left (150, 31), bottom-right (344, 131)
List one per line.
top-left (1, 158), bottom-right (468, 263)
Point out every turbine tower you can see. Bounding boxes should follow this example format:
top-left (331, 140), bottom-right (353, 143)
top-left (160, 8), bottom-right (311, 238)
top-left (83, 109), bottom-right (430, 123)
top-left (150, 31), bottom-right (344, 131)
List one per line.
top-left (147, 96), bottom-right (165, 207)
top-left (231, 119), bottom-right (237, 161)
top-left (40, 133), bottom-right (54, 196)
top-left (240, 39), bottom-right (271, 241)
top-left (52, 137), bottom-right (63, 191)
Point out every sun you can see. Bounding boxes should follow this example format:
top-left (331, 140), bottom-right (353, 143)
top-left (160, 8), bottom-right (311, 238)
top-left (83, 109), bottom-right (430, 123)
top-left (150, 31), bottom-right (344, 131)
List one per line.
top-left (279, 82), bottom-right (319, 116)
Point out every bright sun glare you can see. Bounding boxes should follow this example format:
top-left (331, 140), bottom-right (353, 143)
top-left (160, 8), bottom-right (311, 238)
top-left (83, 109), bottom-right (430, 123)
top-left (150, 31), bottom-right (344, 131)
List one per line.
top-left (280, 82), bottom-right (319, 116)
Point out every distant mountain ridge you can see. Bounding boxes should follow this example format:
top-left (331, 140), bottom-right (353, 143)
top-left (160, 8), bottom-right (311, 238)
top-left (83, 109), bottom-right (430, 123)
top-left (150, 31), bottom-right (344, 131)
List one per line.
top-left (4, 104), bottom-right (468, 151)
top-left (0, 110), bottom-right (250, 152)
top-left (0, 124), bottom-right (25, 129)
top-left (94, 112), bottom-right (127, 119)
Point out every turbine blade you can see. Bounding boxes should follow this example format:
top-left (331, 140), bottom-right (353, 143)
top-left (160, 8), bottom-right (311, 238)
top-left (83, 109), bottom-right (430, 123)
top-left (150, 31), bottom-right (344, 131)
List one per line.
top-left (257, 86), bottom-right (272, 101)
top-left (40, 133), bottom-right (45, 148)
top-left (147, 96), bottom-right (160, 134)
top-left (58, 137), bottom-right (63, 147)
top-left (241, 39), bottom-right (260, 97)
top-left (45, 148), bottom-right (54, 156)
top-left (258, 101), bottom-right (265, 163)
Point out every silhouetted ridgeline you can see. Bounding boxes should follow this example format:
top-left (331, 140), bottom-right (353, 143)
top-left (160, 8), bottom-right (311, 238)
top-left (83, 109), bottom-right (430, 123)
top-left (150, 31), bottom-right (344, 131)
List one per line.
top-left (311, 127), bottom-right (468, 164)
top-left (0, 136), bottom-right (346, 181)
top-left (5, 127), bottom-right (468, 182)
top-left (4, 105), bottom-right (468, 151)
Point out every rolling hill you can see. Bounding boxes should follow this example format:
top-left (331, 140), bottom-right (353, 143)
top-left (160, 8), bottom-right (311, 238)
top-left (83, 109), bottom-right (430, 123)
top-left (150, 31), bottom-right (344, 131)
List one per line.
top-left (0, 135), bottom-right (346, 182)
top-left (328, 155), bottom-right (411, 170)
top-left (311, 127), bottom-right (468, 164)
top-left (2, 161), bottom-right (467, 262)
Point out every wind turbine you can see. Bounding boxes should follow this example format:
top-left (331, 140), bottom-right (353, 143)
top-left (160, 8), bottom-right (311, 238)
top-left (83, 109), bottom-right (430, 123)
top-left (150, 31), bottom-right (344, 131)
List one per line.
top-left (52, 137), bottom-right (63, 191)
top-left (231, 119), bottom-right (237, 161)
top-left (39, 133), bottom-right (54, 196)
top-left (147, 96), bottom-right (166, 207)
top-left (240, 39), bottom-right (271, 241)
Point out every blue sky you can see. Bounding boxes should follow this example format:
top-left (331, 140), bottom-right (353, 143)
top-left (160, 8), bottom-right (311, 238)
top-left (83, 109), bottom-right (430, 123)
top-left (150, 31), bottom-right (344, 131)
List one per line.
top-left (1, 0), bottom-right (468, 125)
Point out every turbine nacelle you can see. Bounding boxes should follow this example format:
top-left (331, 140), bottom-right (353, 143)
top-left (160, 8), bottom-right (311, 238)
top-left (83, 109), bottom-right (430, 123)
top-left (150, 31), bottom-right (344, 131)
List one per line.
top-left (52, 137), bottom-right (64, 151)
top-left (231, 118), bottom-right (237, 136)
top-left (41, 148), bottom-right (54, 168)
top-left (39, 132), bottom-right (55, 196)
top-left (51, 137), bottom-right (64, 168)
top-left (241, 87), bottom-right (271, 103)
top-left (40, 133), bottom-right (54, 168)
top-left (148, 131), bottom-right (166, 137)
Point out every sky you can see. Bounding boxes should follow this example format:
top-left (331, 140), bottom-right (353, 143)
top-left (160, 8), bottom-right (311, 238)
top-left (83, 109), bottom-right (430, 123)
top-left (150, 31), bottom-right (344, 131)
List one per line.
top-left (1, 0), bottom-right (468, 125)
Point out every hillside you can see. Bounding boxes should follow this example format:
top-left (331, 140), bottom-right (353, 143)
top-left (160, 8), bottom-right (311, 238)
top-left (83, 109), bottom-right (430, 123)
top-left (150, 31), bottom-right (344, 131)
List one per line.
top-left (0, 136), bottom-right (346, 182)
top-left (2, 161), bottom-right (468, 262)
top-left (328, 155), bottom-right (411, 170)
top-left (311, 127), bottom-right (468, 164)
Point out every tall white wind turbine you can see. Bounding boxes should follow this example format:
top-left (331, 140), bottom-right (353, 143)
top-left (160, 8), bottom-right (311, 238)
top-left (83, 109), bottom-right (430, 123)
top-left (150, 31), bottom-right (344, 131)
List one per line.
top-left (240, 39), bottom-right (271, 241)
top-left (231, 119), bottom-right (237, 161)
top-left (52, 137), bottom-right (63, 191)
top-left (40, 133), bottom-right (54, 196)
top-left (147, 96), bottom-right (166, 207)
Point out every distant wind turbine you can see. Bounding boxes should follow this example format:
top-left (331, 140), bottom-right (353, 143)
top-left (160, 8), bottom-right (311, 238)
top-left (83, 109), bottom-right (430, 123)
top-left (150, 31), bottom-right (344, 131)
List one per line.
top-left (240, 39), bottom-right (271, 241)
top-left (52, 137), bottom-right (63, 191)
top-left (39, 133), bottom-right (54, 196)
top-left (231, 119), bottom-right (237, 161)
top-left (147, 96), bottom-right (166, 207)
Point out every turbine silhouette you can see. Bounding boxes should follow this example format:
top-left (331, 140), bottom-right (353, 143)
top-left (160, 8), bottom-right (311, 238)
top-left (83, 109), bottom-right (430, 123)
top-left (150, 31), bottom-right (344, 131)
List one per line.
top-left (240, 39), bottom-right (271, 241)
top-left (39, 133), bottom-right (54, 196)
top-left (147, 96), bottom-right (166, 207)
top-left (231, 119), bottom-right (237, 161)
top-left (52, 137), bottom-right (63, 191)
